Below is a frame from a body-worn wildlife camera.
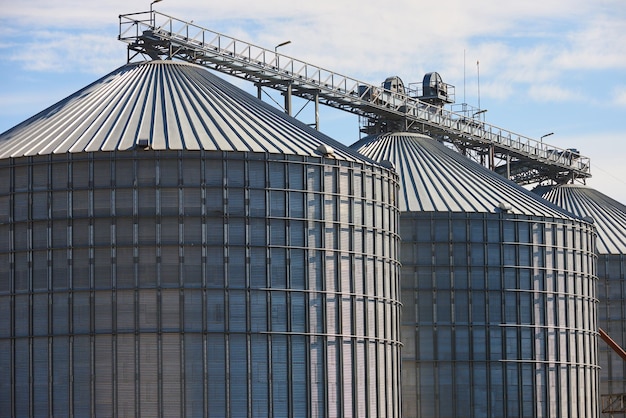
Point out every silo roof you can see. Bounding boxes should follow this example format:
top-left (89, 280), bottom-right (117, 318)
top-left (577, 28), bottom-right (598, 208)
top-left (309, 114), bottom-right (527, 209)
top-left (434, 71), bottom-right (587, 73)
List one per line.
top-left (541, 184), bottom-right (626, 254)
top-left (351, 132), bottom-right (580, 218)
top-left (0, 60), bottom-right (370, 163)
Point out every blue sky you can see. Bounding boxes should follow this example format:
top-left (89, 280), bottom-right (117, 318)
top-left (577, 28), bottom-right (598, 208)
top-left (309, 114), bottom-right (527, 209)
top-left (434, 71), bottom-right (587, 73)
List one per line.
top-left (1, 0), bottom-right (626, 203)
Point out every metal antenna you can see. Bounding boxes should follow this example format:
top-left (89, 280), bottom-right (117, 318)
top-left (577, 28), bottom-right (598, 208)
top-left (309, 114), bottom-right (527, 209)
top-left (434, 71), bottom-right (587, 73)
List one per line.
top-left (477, 60), bottom-right (481, 112)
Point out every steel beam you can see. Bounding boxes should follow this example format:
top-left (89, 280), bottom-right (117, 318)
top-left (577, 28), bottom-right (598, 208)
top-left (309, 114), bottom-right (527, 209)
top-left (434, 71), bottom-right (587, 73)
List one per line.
top-left (118, 10), bottom-right (592, 184)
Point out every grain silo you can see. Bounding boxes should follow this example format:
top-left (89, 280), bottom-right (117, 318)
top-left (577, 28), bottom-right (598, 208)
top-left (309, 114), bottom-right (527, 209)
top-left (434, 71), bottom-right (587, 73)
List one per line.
top-left (0, 60), bottom-right (402, 417)
top-left (539, 184), bottom-right (626, 416)
top-left (352, 132), bottom-right (599, 418)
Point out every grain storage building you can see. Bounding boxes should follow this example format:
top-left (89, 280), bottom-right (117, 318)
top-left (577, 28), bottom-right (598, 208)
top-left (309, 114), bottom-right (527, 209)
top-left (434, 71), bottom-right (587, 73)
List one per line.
top-left (0, 60), bottom-right (402, 418)
top-left (540, 184), bottom-right (626, 416)
top-left (353, 132), bottom-right (598, 418)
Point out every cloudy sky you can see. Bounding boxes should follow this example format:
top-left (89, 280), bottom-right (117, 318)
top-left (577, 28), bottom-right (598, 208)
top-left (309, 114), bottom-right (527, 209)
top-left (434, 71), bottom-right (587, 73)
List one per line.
top-left (1, 0), bottom-right (625, 203)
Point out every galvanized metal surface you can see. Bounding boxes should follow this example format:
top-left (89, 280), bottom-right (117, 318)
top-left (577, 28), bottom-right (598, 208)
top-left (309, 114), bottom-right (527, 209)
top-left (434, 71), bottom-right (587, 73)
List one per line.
top-left (540, 184), bottom-right (626, 254)
top-left (0, 58), bottom-right (402, 416)
top-left (351, 132), bottom-right (583, 218)
top-left (398, 212), bottom-right (598, 418)
top-left (597, 253), bottom-right (626, 416)
top-left (542, 185), bottom-right (626, 415)
top-left (0, 149), bottom-right (402, 418)
top-left (352, 131), bottom-right (599, 418)
top-left (0, 60), bottom-right (370, 163)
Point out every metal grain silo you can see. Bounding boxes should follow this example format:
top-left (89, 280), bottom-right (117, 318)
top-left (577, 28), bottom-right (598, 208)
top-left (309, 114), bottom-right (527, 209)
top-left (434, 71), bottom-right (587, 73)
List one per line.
top-left (540, 184), bottom-right (626, 416)
top-left (351, 132), bottom-right (599, 418)
top-left (0, 60), bottom-right (402, 418)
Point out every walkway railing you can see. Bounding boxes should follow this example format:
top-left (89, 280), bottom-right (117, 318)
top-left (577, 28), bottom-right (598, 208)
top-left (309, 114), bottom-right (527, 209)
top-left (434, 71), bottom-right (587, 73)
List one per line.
top-left (119, 10), bottom-right (591, 183)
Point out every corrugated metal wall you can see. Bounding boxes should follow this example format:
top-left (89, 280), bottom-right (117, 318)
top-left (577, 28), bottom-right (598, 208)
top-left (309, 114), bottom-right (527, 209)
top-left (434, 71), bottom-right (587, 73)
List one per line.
top-left (400, 212), bottom-right (598, 418)
top-left (597, 255), bottom-right (626, 414)
top-left (539, 184), bottom-right (626, 416)
top-left (0, 150), bottom-right (402, 417)
top-left (352, 132), bottom-right (600, 418)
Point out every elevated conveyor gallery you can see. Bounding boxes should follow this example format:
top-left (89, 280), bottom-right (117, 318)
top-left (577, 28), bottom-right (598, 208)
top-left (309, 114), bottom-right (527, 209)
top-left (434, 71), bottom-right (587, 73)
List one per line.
top-left (119, 10), bottom-right (591, 185)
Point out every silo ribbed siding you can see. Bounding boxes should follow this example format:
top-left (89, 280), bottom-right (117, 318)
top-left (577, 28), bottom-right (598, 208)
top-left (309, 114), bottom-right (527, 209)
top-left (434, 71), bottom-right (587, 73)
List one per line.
top-left (0, 150), bottom-right (401, 417)
top-left (400, 212), bottom-right (597, 417)
top-left (598, 254), bottom-right (626, 405)
top-left (351, 132), bottom-right (599, 418)
top-left (540, 184), bottom-right (626, 413)
top-left (0, 59), bottom-right (402, 417)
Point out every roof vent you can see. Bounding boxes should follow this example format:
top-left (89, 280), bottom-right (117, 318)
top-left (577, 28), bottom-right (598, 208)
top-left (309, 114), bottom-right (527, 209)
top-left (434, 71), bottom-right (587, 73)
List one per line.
top-left (137, 138), bottom-right (150, 149)
top-left (498, 201), bottom-right (513, 213)
top-left (316, 144), bottom-right (335, 157)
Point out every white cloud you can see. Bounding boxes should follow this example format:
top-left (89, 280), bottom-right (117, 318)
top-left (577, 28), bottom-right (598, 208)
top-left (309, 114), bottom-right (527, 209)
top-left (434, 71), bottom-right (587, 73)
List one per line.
top-left (528, 83), bottom-right (581, 103)
top-left (555, 15), bottom-right (626, 71)
top-left (2, 0), bottom-right (623, 82)
top-left (612, 86), bottom-right (626, 106)
top-left (553, 132), bottom-right (626, 203)
top-left (7, 31), bottom-right (124, 74)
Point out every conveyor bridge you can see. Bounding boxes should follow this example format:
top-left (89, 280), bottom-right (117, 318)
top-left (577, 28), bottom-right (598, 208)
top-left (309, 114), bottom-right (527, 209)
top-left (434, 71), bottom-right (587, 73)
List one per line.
top-left (119, 10), bottom-right (591, 185)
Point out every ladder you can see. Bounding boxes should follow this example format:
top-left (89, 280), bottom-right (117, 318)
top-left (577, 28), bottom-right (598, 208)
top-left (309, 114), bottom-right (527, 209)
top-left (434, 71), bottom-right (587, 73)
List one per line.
top-left (119, 10), bottom-right (591, 185)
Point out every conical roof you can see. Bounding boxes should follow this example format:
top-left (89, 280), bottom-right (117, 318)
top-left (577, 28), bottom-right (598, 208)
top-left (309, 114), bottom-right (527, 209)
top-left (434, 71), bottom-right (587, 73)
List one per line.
top-left (351, 132), bottom-right (580, 218)
top-left (0, 60), bottom-right (369, 163)
top-left (540, 184), bottom-right (626, 254)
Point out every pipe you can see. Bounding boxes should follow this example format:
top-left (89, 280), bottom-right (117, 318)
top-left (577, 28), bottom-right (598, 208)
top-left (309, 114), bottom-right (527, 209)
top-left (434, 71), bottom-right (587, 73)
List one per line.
top-left (599, 328), bottom-right (626, 362)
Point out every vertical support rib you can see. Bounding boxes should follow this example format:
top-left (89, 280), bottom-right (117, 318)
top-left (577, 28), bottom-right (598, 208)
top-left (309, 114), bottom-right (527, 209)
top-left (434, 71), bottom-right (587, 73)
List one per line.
top-left (284, 83), bottom-right (292, 116)
top-left (315, 93), bottom-right (319, 130)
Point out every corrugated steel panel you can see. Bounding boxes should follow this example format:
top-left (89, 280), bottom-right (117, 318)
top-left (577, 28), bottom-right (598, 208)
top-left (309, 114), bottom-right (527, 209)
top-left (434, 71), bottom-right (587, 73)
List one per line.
top-left (541, 184), bottom-right (626, 404)
top-left (398, 211), bottom-right (598, 417)
top-left (0, 149), bottom-right (402, 417)
top-left (351, 132), bottom-right (581, 218)
top-left (540, 184), bottom-right (626, 254)
top-left (0, 60), bottom-right (371, 164)
top-left (351, 133), bottom-right (599, 417)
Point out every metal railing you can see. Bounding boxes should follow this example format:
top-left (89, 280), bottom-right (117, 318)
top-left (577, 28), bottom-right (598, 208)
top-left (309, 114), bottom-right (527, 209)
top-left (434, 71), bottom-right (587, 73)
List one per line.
top-left (602, 393), bottom-right (626, 414)
top-left (119, 11), bottom-right (591, 182)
